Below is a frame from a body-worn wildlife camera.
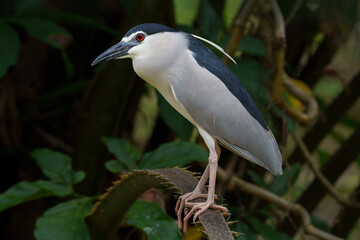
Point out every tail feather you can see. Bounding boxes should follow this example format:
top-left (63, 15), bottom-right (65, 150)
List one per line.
top-left (217, 134), bottom-right (283, 176)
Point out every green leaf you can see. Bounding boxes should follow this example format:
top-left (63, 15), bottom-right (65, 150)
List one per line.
top-left (35, 81), bottom-right (88, 103)
top-left (339, 115), bottom-right (360, 129)
top-left (247, 216), bottom-right (291, 240)
top-left (61, 50), bottom-right (74, 79)
top-left (286, 114), bottom-right (296, 135)
top-left (356, 156), bottom-right (360, 168)
top-left (0, 180), bottom-right (72, 212)
top-left (268, 163), bottom-right (300, 195)
top-left (13, 17), bottom-right (74, 82)
top-left (157, 92), bottom-right (193, 141)
top-left (200, 0), bottom-right (223, 40)
top-left (72, 171), bottom-right (86, 184)
top-left (138, 141), bottom-right (208, 169)
top-left (247, 169), bottom-right (267, 188)
top-left (12, 18), bottom-right (72, 49)
top-left (223, 0), bottom-right (243, 28)
top-left (0, 181), bottom-right (52, 212)
top-left (272, 105), bottom-right (296, 135)
top-left (120, 0), bottom-right (139, 13)
top-left (330, 130), bottom-right (346, 144)
top-left (15, 0), bottom-right (39, 14)
top-left (30, 148), bottom-right (83, 185)
top-left (0, 23), bottom-right (21, 78)
top-left (313, 79), bottom-right (343, 102)
top-left (174, 0), bottom-right (201, 26)
top-left (317, 148), bottom-right (331, 169)
top-left (35, 180), bottom-right (73, 196)
top-left (102, 137), bottom-right (141, 171)
top-left (238, 35), bottom-right (267, 57)
top-left (34, 198), bottom-right (93, 240)
top-left (127, 200), bottom-right (181, 240)
top-left (230, 58), bottom-right (270, 117)
top-left (232, 221), bottom-right (257, 240)
top-left (310, 215), bottom-right (330, 232)
top-left (24, 9), bottom-right (119, 36)
top-left (105, 160), bottom-right (128, 173)
top-left (231, 58), bottom-right (269, 101)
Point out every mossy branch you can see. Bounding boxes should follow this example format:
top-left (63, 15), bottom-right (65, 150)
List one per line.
top-left (87, 168), bottom-right (234, 240)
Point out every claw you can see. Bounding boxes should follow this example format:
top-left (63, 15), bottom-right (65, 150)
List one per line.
top-left (215, 193), bottom-right (224, 202)
top-left (224, 209), bottom-right (232, 220)
top-left (175, 191), bottom-right (209, 233)
top-left (176, 192), bottom-right (229, 234)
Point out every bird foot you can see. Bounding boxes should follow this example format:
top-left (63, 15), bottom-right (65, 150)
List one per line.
top-left (175, 192), bottom-right (229, 233)
top-left (175, 191), bottom-right (206, 232)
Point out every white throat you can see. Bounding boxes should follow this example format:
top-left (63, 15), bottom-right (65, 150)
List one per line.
top-left (128, 32), bottom-right (188, 87)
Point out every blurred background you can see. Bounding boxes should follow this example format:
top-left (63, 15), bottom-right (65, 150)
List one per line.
top-left (0, 0), bottom-right (360, 239)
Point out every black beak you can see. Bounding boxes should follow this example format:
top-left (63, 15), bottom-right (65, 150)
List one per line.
top-left (91, 41), bottom-right (135, 66)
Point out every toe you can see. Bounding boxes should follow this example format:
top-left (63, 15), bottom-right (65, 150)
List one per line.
top-left (175, 199), bottom-right (180, 213)
top-left (193, 203), bottom-right (211, 221)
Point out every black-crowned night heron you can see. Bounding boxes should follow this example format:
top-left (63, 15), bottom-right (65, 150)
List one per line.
top-left (92, 23), bottom-right (283, 233)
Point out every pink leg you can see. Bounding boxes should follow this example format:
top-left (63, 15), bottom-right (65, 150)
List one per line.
top-left (175, 165), bottom-right (209, 230)
top-left (176, 127), bottom-right (229, 233)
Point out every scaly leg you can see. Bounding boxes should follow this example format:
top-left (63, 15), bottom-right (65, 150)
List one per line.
top-left (176, 127), bottom-right (229, 233)
top-left (175, 165), bottom-right (209, 230)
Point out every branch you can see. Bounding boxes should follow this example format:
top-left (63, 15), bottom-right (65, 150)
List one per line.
top-left (222, 0), bottom-right (258, 66)
top-left (288, 72), bottom-right (360, 164)
top-left (294, 134), bottom-right (360, 209)
top-left (285, 0), bottom-right (304, 23)
top-left (33, 125), bottom-right (73, 153)
top-left (270, 0), bottom-right (285, 40)
top-left (331, 183), bottom-right (360, 237)
top-left (296, 126), bottom-right (360, 212)
top-left (269, 0), bottom-right (318, 125)
top-left (283, 75), bottom-right (319, 125)
top-left (216, 166), bottom-right (344, 240)
top-left (87, 168), bottom-right (234, 240)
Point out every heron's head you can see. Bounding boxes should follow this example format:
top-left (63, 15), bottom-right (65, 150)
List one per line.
top-left (91, 23), bottom-right (187, 68)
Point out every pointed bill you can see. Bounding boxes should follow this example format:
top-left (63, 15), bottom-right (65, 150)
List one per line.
top-left (91, 41), bottom-right (136, 66)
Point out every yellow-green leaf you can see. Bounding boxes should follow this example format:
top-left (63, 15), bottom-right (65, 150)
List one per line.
top-left (0, 23), bottom-right (21, 78)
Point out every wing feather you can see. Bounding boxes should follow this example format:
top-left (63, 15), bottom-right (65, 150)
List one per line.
top-left (167, 34), bottom-right (282, 175)
top-left (169, 51), bottom-right (282, 175)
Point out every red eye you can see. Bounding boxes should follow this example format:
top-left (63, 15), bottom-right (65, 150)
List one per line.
top-left (136, 33), bottom-right (145, 42)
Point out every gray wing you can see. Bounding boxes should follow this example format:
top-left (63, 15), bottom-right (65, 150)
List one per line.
top-left (217, 131), bottom-right (282, 175)
top-left (170, 52), bottom-right (282, 175)
top-left (185, 33), bottom-right (268, 130)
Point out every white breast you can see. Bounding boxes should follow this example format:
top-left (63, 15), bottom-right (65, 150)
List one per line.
top-left (129, 32), bottom-right (196, 125)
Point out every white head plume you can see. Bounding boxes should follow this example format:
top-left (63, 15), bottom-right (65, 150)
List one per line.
top-left (191, 34), bottom-right (237, 65)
